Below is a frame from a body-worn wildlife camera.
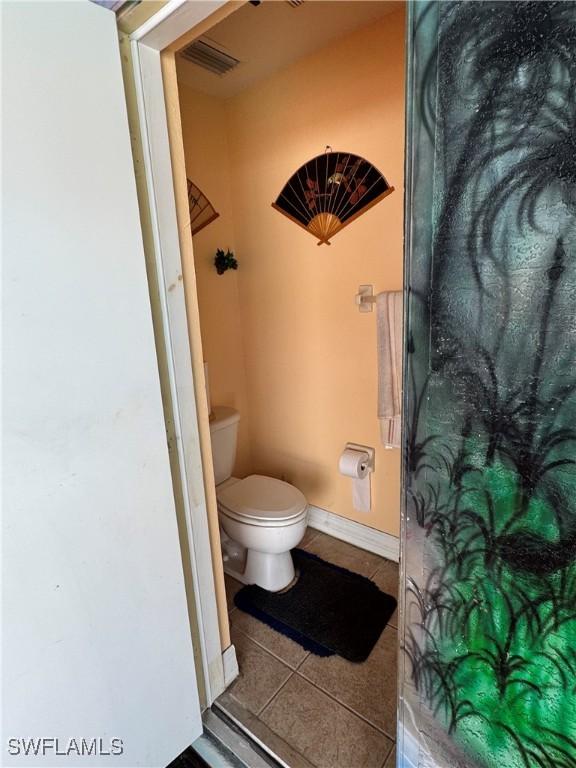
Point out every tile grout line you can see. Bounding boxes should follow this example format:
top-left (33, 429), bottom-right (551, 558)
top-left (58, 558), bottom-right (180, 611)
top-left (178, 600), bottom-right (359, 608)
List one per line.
top-left (293, 668), bottom-right (398, 743)
top-left (380, 742), bottom-right (395, 768)
top-left (303, 529), bottom-right (388, 573)
top-left (255, 667), bottom-right (381, 768)
top-left (258, 666), bottom-right (395, 768)
top-left (256, 680), bottom-right (321, 768)
top-left (220, 682), bottom-right (317, 768)
top-left (256, 669), bottom-right (296, 717)
top-left (300, 527), bottom-right (321, 549)
top-left (368, 556), bottom-right (392, 580)
top-left (232, 625), bottom-right (297, 670)
top-left (369, 564), bottom-right (383, 580)
top-left (230, 619), bottom-right (310, 672)
top-left (294, 651), bottom-right (311, 672)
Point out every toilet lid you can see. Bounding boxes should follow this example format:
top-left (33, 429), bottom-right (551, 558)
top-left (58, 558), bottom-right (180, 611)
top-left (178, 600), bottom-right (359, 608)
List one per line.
top-left (217, 474), bottom-right (307, 524)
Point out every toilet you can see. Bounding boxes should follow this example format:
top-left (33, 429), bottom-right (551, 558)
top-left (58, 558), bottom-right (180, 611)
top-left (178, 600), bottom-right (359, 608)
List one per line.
top-left (209, 406), bottom-right (308, 592)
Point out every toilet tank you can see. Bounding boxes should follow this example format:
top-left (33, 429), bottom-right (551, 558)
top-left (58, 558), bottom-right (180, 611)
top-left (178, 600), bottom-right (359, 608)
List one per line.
top-left (209, 406), bottom-right (240, 485)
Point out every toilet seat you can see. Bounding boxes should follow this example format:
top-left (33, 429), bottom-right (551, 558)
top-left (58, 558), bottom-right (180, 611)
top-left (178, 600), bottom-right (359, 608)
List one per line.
top-left (217, 474), bottom-right (307, 528)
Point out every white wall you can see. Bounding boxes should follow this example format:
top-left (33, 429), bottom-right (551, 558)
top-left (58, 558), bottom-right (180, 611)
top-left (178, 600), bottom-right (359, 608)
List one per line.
top-left (2, 2), bottom-right (201, 765)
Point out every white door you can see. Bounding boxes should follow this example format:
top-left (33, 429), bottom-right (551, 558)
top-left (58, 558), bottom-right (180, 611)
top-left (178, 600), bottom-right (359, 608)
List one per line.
top-left (2, 2), bottom-right (202, 766)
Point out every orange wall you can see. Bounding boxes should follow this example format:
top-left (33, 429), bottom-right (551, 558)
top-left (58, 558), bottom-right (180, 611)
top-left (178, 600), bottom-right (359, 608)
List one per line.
top-left (178, 87), bottom-right (252, 477)
top-left (228, 9), bottom-right (405, 536)
top-left (179, 8), bottom-right (405, 536)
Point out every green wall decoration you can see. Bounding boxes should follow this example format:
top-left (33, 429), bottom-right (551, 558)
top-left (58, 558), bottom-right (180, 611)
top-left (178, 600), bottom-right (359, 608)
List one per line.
top-left (400, 2), bottom-right (576, 767)
top-left (214, 248), bottom-right (238, 275)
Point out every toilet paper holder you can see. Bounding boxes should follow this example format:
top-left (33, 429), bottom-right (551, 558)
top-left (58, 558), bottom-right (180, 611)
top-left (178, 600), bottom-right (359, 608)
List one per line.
top-left (343, 442), bottom-right (375, 472)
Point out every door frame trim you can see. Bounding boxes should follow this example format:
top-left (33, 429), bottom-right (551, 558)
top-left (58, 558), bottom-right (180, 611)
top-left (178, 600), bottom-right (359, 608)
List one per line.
top-left (129, 1), bottom-right (240, 706)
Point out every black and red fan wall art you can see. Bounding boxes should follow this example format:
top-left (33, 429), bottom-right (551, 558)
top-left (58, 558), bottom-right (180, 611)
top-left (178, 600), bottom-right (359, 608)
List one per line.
top-left (187, 179), bottom-right (219, 236)
top-left (272, 149), bottom-right (393, 245)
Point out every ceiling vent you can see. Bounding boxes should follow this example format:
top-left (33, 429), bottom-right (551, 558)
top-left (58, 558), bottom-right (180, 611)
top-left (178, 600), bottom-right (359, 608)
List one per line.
top-left (286, 0), bottom-right (305, 6)
top-left (180, 39), bottom-right (240, 76)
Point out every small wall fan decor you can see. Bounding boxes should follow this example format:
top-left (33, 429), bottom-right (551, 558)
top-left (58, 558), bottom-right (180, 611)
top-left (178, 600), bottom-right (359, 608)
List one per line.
top-left (187, 179), bottom-right (219, 236)
top-left (272, 148), bottom-right (393, 245)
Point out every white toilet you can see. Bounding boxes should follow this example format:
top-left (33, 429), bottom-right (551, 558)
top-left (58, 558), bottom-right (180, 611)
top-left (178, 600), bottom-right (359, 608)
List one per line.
top-left (209, 406), bottom-right (308, 592)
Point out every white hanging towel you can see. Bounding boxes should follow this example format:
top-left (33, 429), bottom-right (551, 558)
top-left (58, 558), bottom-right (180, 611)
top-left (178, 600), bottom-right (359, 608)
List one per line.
top-left (377, 291), bottom-right (403, 449)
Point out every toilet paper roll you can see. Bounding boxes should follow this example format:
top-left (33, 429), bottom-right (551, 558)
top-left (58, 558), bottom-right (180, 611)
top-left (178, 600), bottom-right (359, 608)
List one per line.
top-left (338, 448), bottom-right (372, 513)
top-left (338, 448), bottom-right (370, 479)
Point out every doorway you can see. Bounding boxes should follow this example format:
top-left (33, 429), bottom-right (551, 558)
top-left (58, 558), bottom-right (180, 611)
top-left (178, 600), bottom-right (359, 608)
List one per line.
top-left (126, 3), bottom-right (576, 767)
top-left (170, 3), bottom-right (405, 767)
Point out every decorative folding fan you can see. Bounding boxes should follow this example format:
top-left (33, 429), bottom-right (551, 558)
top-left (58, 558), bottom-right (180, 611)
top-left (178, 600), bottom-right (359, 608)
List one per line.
top-left (187, 179), bottom-right (219, 236)
top-left (272, 149), bottom-right (393, 245)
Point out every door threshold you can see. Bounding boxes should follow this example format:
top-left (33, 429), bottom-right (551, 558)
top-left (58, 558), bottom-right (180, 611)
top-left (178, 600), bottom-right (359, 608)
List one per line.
top-left (213, 693), bottom-right (315, 768)
top-left (190, 706), bottom-right (283, 768)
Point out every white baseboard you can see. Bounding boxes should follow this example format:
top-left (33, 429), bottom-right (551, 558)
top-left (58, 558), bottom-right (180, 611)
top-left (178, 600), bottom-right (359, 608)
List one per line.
top-left (222, 644), bottom-right (239, 688)
top-left (306, 505), bottom-right (399, 563)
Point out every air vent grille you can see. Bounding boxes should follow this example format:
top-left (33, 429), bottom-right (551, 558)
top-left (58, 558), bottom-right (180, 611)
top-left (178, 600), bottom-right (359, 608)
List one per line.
top-left (180, 39), bottom-right (240, 76)
top-left (286, 0), bottom-right (305, 6)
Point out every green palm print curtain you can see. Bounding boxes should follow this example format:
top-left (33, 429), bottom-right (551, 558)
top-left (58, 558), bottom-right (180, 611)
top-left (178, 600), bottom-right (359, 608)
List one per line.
top-left (399, 2), bottom-right (576, 766)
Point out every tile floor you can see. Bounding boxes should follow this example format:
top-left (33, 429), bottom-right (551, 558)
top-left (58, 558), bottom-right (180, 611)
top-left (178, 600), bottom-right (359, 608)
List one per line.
top-left (216, 528), bottom-right (399, 768)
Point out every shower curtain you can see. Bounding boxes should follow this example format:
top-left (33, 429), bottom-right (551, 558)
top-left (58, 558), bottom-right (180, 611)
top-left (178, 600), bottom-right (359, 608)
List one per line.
top-left (399, 2), bottom-right (576, 766)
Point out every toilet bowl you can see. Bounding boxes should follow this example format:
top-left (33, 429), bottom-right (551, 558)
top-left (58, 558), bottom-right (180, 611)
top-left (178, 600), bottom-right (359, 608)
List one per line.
top-left (218, 474), bottom-right (308, 591)
top-left (209, 407), bottom-right (308, 592)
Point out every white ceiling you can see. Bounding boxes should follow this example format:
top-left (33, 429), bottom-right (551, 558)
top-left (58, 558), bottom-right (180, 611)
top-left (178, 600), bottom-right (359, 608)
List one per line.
top-left (176, 0), bottom-right (403, 99)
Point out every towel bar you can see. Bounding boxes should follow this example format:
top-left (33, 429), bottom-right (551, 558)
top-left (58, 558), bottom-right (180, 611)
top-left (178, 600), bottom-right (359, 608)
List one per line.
top-left (355, 284), bottom-right (377, 312)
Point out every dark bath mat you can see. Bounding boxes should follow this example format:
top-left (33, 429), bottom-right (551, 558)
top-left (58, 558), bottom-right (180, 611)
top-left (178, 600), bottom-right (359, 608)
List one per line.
top-left (233, 548), bottom-right (397, 663)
